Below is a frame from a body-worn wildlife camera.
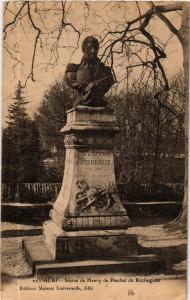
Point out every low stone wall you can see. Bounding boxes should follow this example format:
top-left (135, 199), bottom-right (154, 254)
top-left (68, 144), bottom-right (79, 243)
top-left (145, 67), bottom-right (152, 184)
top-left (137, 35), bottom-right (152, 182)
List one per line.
top-left (1, 203), bottom-right (53, 224)
top-left (125, 201), bottom-right (182, 221)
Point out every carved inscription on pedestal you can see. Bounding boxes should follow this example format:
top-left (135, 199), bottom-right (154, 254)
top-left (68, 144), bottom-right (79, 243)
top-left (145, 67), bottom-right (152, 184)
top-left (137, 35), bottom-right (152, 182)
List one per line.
top-left (76, 149), bottom-right (112, 171)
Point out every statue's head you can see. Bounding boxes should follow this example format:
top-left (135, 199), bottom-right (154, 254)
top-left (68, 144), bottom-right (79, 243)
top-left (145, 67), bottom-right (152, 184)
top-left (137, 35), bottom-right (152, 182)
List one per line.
top-left (82, 36), bottom-right (99, 61)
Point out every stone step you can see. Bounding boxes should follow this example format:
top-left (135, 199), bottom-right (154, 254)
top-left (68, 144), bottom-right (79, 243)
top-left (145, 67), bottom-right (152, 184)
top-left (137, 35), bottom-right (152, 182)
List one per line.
top-left (22, 236), bottom-right (54, 272)
top-left (22, 236), bottom-right (165, 276)
top-left (36, 255), bottom-right (165, 276)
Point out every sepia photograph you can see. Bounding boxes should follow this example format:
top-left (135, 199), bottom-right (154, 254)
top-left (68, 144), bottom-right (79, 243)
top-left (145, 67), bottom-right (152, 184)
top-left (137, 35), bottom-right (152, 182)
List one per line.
top-left (1, 1), bottom-right (188, 300)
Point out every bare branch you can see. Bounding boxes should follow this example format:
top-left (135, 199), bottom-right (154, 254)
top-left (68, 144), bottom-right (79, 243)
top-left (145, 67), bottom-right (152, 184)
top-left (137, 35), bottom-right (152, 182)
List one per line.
top-left (150, 2), bottom-right (182, 43)
top-left (3, 2), bottom-right (27, 40)
top-left (27, 2), bottom-right (42, 81)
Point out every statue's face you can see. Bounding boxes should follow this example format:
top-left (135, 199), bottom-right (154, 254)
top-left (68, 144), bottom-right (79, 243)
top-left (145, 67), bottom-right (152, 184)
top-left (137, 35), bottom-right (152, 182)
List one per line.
top-left (84, 41), bottom-right (98, 60)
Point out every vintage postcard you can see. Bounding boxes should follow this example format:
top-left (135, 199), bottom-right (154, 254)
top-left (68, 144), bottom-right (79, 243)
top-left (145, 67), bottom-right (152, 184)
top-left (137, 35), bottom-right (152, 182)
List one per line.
top-left (1, 1), bottom-right (188, 300)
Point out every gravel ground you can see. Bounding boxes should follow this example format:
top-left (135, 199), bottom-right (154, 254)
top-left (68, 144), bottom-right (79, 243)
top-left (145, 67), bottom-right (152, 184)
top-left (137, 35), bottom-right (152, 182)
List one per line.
top-left (1, 236), bottom-right (32, 282)
top-left (126, 225), bottom-right (187, 247)
top-left (1, 222), bottom-right (42, 285)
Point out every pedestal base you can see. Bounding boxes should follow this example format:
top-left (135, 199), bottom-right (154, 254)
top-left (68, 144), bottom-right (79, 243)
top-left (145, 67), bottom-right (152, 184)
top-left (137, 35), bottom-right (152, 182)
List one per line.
top-left (22, 235), bottom-right (166, 276)
top-left (43, 220), bottom-right (138, 260)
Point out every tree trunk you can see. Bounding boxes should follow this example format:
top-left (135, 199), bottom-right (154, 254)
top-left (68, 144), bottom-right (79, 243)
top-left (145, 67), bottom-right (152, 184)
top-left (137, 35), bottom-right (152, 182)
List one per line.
top-left (166, 3), bottom-right (189, 233)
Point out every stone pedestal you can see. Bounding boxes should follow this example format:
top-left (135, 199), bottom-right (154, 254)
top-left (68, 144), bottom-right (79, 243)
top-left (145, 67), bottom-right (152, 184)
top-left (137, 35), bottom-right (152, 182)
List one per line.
top-left (43, 106), bottom-right (131, 260)
top-left (23, 105), bottom-right (165, 275)
top-left (49, 106), bottom-right (129, 231)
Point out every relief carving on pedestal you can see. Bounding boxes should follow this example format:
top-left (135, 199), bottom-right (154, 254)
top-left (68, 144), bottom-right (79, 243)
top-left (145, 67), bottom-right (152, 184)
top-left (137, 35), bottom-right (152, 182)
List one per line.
top-left (75, 180), bottom-right (116, 213)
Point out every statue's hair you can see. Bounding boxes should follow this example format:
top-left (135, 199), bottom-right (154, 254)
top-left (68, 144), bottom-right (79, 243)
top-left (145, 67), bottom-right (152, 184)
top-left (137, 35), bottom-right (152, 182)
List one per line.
top-left (82, 36), bottom-right (99, 53)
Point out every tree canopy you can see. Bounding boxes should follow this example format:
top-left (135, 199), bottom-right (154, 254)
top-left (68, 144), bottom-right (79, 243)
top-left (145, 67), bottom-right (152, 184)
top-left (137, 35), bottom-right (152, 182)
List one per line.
top-left (2, 81), bottom-right (44, 183)
top-left (35, 80), bottom-right (75, 179)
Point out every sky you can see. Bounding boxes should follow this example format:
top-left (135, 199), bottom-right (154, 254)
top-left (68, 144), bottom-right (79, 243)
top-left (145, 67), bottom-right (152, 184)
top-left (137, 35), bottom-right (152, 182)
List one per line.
top-left (2, 1), bottom-right (183, 127)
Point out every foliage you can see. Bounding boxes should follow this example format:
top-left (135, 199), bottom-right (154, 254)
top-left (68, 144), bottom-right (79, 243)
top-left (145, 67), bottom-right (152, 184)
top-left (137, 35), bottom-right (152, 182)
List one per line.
top-left (34, 80), bottom-right (76, 180)
top-left (111, 73), bottom-right (185, 184)
top-left (2, 81), bottom-right (45, 183)
top-left (118, 182), bottom-right (183, 203)
top-left (34, 73), bottom-right (184, 184)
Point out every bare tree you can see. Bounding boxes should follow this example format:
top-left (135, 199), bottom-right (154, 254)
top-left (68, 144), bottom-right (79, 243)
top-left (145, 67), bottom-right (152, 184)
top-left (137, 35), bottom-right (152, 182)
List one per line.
top-left (111, 75), bottom-right (184, 185)
top-left (101, 2), bottom-right (188, 232)
top-left (3, 1), bottom-right (82, 84)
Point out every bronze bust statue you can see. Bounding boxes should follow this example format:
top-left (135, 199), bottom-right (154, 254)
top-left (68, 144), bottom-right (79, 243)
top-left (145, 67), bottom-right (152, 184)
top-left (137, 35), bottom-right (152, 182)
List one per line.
top-left (64, 36), bottom-right (115, 107)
